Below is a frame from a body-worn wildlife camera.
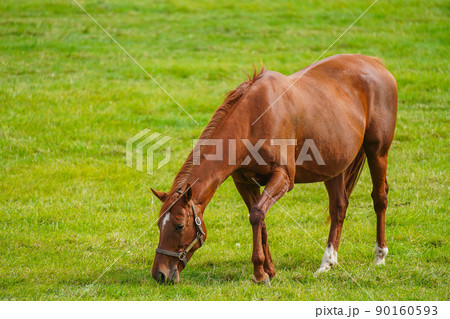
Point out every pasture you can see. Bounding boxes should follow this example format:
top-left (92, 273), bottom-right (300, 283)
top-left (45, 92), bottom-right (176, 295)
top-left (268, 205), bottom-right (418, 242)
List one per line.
top-left (0, 0), bottom-right (448, 300)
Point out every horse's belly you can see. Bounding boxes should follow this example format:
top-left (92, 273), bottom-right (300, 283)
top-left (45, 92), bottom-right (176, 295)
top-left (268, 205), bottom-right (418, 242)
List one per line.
top-left (293, 133), bottom-right (364, 183)
top-left (293, 155), bottom-right (354, 183)
top-left (294, 166), bottom-right (333, 183)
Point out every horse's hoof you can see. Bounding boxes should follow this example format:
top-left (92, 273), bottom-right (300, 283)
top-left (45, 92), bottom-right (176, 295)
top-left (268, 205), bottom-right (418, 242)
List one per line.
top-left (316, 244), bottom-right (337, 275)
top-left (374, 244), bottom-right (388, 265)
top-left (375, 258), bottom-right (385, 265)
top-left (252, 274), bottom-right (271, 285)
top-left (315, 265), bottom-right (331, 274)
top-left (265, 267), bottom-right (276, 279)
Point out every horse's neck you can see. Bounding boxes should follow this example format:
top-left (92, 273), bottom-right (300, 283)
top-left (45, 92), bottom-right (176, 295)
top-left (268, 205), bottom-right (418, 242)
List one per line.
top-left (188, 129), bottom-right (246, 209)
top-left (187, 149), bottom-right (235, 210)
top-left (184, 101), bottom-right (252, 209)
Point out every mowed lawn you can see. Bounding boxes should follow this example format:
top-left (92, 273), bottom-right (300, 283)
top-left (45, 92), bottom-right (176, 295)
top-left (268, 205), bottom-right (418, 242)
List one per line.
top-left (0, 0), bottom-right (448, 300)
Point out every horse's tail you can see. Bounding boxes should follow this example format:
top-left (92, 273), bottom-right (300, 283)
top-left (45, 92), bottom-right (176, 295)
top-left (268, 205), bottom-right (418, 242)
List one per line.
top-left (344, 146), bottom-right (366, 197)
top-left (326, 147), bottom-right (366, 223)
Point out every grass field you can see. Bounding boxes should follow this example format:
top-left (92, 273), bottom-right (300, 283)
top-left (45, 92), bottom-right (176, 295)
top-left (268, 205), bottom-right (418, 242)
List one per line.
top-left (0, 0), bottom-right (448, 300)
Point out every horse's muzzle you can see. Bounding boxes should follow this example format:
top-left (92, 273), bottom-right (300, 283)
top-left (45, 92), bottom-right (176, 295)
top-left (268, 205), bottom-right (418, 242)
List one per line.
top-left (167, 267), bottom-right (180, 284)
top-left (153, 268), bottom-right (179, 285)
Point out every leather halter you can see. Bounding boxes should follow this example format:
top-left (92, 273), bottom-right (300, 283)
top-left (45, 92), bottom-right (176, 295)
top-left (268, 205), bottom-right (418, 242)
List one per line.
top-left (155, 199), bottom-right (205, 267)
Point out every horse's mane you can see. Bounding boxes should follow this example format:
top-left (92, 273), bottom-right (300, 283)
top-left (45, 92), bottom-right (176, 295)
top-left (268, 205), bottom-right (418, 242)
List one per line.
top-left (162, 66), bottom-right (266, 206)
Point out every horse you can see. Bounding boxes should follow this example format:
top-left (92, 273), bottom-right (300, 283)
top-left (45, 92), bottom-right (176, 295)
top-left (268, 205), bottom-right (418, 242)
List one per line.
top-left (150, 54), bottom-right (397, 284)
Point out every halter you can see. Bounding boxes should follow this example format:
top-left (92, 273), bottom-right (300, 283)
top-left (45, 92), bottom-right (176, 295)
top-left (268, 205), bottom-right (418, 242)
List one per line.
top-left (155, 199), bottom-right (205, 267)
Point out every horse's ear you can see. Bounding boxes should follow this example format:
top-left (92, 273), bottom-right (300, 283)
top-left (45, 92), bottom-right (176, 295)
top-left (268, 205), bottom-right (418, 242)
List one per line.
top-left (184, 183), bottom-right (193, 202)
top-left (151, 188), bottom-right (168, 202)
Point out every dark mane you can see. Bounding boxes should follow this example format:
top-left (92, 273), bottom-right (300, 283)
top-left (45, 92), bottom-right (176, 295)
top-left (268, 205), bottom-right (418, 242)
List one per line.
top-left (162, 66), bottom-right (266, 208)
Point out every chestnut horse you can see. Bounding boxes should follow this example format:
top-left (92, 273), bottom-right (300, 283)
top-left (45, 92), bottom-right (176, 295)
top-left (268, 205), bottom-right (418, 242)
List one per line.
top-left (151, 54), bottom-right (397, 284)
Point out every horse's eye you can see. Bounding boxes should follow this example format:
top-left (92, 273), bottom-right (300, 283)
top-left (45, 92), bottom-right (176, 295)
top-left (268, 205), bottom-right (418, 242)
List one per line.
top-left (176, 224), bottom-right (185, 230)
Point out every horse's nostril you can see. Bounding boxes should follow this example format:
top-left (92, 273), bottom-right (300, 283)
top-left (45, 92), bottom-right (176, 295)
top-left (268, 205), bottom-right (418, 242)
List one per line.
top-left (156, 271), bottom-right (166, 284)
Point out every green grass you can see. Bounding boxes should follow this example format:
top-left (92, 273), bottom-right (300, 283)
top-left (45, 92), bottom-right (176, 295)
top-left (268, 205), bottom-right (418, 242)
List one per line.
top-left (0, 0), bottom-right (448, 300)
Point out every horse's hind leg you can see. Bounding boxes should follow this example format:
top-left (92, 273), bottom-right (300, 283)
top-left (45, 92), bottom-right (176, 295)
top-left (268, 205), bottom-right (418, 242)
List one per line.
top-left (316, 174), bottom-right (348, 273)
top-left (364, 142), bottom-right (390, 265)
top-left (363, 68), bottom-right (396, 264)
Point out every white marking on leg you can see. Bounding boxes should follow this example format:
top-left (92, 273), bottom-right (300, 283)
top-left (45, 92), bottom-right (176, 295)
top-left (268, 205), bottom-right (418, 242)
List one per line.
top-left (374, 244), bottom-right (388, 265)
top-left (161, 212), bottom-right (170, 230)
top-left (316, 243), bottom-right (338, 273)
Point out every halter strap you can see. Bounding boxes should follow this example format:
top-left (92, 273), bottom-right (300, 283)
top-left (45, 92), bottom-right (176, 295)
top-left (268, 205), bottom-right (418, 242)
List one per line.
top-left (155, 200), bottom-right (205, 266)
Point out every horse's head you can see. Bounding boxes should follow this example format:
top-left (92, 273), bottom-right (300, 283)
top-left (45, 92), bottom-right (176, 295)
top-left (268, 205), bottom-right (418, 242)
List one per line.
top-left (150, 183), bottom-right (206, 284)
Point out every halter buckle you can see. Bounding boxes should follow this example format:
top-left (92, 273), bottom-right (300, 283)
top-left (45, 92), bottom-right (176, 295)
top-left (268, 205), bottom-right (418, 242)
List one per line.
top-left (178, 251), bottom-right (186, 261)
top-left (195, 216), bottom-right (202, 226)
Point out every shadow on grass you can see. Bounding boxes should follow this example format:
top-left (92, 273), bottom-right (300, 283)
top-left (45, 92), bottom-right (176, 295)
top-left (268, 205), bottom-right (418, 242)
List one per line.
top-left (67, 252), bottom-right (391, 295)
top-left (78, 256), bottom-right (325, 288)
top-left (73, 258), bottom-right (257, 288)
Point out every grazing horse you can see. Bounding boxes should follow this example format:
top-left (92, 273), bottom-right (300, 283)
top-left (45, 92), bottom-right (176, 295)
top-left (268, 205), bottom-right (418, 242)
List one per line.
top-left (150, 54), bottom-right (397, 284)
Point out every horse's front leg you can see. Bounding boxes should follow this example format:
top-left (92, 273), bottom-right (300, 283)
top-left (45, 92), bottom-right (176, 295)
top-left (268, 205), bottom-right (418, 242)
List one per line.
top-left (261, 221), bottom-right (276, 279)
top-left (249, 168), bottom-right (290, 284)
top-left (232, 176), bottom-right (276, 280)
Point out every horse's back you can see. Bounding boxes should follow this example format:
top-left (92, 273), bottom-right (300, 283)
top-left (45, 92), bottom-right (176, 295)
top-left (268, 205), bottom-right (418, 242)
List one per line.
top-left (289, 54), bottom-right (397, 145)
top-left (303, 54), bottom-right (398, 151)
top-left (244, 54), bottom-right (397, 182)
